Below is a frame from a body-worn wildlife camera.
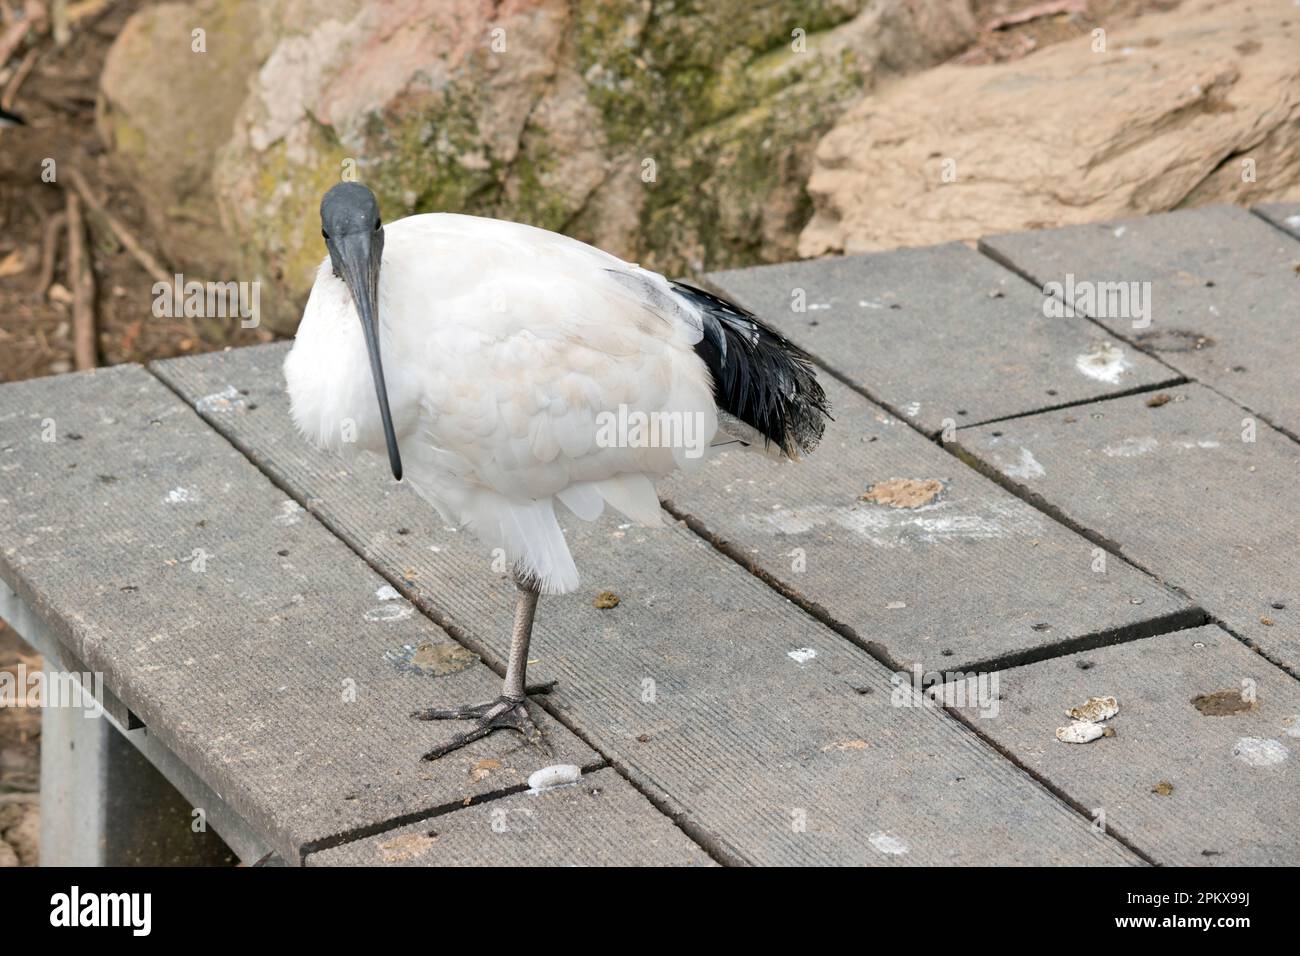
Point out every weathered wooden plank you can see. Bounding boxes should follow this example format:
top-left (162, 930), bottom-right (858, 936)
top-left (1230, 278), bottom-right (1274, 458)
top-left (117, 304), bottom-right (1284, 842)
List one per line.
top-left (308, 768), bottom-right (716, 866)
top-left (0, 365), bottom-right (597, 864)
top-left (671, 372), bottom-right (1194, 673)
top-left (705, 242), bottom-right (1178, 435)
top-left (942, 626), bottom-right (1300, 865)
top-left (1253, 203), bottom-right (1300, 241)
top-left (957, 384), bottom-right (1299, 675)
top-left (155, 344), bottom-right (1140, 865)
top-left (981, 205), bottom-right (1300, 438)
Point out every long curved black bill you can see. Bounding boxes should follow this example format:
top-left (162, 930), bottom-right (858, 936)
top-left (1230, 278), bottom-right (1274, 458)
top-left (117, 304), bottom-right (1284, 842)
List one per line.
top-left (332, 232), bottom-right (403, 481)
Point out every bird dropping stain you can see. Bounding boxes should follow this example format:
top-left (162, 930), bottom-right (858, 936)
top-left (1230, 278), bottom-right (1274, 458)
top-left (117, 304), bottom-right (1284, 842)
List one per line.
top-left (195, 385), bottom-right (246, 414)
top-left (868, 831), bottom-right (909, 856)
top-left (1075, 342), bottom-right (1132, 383)
top-left (1103, 436), bottom-right (1159, 458)
top-left (860, 478), bottom-right (944, 508)
top-left (364, 604), bottom-right (414, 623)
top-left (377, 831), bottom-right (438, 863)
top-left (528, 764), bottom-right (582, 793)
top-left (753, 498), bottom-right (1042, 547)
top-left (1067, 696), bottom-right (1119, 722)
top-left (385, 640), bottom-right (478, 677)
top-left (1002, 448), bottom-right (1045, 480)
top-left (1232, 737), bottom-right (1288, 767)
top-left (273, 500), bottom-right (304, 526)
top-left (1191, 689), bottom-right (1256, 716)
top-left (1056, 721), bottom-right (1106, 744)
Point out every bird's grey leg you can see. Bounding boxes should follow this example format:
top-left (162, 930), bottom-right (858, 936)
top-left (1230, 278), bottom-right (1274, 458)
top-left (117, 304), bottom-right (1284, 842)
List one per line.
top-left (503, 570), bottom-right (557, 699)
top-left (412, 568), bottom-right (557, 761)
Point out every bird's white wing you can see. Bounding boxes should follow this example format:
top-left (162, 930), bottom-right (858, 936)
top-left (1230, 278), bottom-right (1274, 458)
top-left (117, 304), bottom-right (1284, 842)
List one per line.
top-left (380, 214), bottom-right (719, 592)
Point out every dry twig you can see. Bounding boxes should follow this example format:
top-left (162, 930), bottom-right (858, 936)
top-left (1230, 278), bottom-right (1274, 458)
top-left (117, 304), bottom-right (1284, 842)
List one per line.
top-left (33, 208), bottom-right (65, 297)
top-left (1, 44), bottom-right (38, 110)
top-left (64, 166), bottom-right (172, 285)
top-left (0, 1), bottom-right (46, 65)
top-left (67, 0), bottom-right (109, 25)
top-left (64, 189), bottom-right (97, 369)
top-left (49, 0), bottom-right (67, 47)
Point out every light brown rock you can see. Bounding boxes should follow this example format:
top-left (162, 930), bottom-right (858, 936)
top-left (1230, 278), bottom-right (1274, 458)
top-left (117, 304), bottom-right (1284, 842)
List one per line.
top-left (96, 0), bottom-right (273, 276)
top-left (800, 0), bottom-right (1300, 257)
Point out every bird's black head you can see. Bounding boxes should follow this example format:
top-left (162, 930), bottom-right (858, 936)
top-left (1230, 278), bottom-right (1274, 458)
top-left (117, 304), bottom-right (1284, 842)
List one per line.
top-left (319, 181), bottom-right (402, 482)
top-left (321, 181), bottom-right (381, 242)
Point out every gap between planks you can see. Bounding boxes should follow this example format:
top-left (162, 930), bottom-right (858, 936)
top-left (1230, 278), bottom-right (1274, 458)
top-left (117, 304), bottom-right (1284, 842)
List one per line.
top-left (298, 763), bottom-right (605, 865)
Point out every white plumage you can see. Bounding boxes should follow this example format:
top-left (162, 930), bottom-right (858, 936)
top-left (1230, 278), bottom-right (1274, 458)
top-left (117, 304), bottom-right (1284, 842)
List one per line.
top-left (285, 213), bottom-right (719, 594)
top-left (286, 182), bottom-right (826, 760)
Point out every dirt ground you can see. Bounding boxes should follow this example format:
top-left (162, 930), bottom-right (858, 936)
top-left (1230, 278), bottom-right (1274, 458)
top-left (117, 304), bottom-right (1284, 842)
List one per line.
top-left (0, 0), bottom-right (271, 386)
top-left (0, 621), bottom-right (40, 866)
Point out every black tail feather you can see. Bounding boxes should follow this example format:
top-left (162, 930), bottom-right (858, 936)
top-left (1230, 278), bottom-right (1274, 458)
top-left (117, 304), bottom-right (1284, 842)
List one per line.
top-left (673, 281), bottom-right (830, 457)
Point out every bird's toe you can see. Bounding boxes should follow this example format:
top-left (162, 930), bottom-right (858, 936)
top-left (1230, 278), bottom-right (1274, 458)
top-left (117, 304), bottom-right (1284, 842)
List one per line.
top-left (417, 697), bottom-right (550, 760)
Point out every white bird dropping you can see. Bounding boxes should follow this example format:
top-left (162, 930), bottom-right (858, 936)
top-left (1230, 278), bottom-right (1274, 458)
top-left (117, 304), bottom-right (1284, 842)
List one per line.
top-left (527, 764), bottom-right (582, 793)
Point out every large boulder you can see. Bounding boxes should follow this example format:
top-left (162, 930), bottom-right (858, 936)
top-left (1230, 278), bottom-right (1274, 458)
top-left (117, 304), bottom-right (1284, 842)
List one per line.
top-left (96, 1), bottom-right (273, 277)
top-left (99, 0), bottom-right (977, 331)
top-left (799, 0), bottom-right (1300, 257)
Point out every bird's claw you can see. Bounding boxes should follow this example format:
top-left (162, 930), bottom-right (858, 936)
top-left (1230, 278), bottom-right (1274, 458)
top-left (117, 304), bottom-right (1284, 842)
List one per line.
top-left (413, 694), bottom-right (552, 760)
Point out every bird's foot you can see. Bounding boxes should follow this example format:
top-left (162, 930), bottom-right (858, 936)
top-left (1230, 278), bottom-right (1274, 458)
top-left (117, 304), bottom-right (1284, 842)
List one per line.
top-left (412, 685), bottom-right (556, 760)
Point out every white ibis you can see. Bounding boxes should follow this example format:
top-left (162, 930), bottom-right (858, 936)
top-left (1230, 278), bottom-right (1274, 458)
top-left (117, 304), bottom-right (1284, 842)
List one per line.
top-left (285, 182), bottom-right (829, 759)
